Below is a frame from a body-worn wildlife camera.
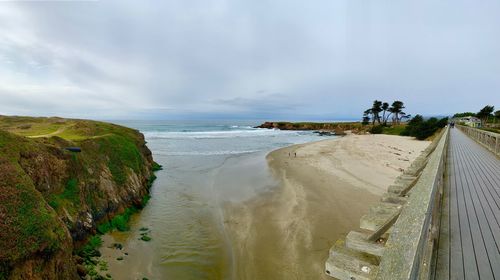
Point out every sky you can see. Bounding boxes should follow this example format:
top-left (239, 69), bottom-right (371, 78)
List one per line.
top-left (0, 0), bottom-right (499, 121)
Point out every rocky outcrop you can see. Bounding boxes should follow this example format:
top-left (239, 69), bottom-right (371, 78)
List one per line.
top-left (256, 121), bottom-right (365, 134)
top-left (0, 117), bottom-right (157, 279)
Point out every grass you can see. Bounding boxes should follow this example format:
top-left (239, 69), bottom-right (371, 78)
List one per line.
top-left (47, 178), bottom-right (81, 215)
top-left (0, 115), bottom-right (143, 142)
top-left (0, 130), bottom-right (68, 265)
top-left (0, 116), bottom-right (160, 277)
top-left (382, 125), bottom-right (406, 135)
top-left (97, 134), bottom-right (143, 185)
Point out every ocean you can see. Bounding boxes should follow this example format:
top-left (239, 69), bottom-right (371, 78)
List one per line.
top-left (104, 120), bottom-right (332, 279)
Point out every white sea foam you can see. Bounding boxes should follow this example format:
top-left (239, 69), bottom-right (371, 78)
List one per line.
top-left (144, 128), bottom-right (300, 139)
top-left (155, 150), bottom-right (261, 156)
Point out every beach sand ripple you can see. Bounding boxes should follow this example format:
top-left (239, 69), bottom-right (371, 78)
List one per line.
top-left (225, 134), bottom-right (430, 280)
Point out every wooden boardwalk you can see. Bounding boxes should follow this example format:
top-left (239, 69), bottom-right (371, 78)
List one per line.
top-left (435, 128), bottom-right (500, 279)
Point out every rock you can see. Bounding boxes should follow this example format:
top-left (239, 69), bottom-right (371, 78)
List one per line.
top-left (74, 255), bottom-right (84, 264)
top-left (76, 264), bottom-right (87, 277)
top-left (140, 235), bottom-right (152, 242)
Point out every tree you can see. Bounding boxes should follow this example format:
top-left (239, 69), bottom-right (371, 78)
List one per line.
top-left (453, 112), bottom-right (476, 118)
top-left (390, 101), bottom-right (405, 124)
top-left (362, 109), bottom-right (371, 125)
top-left (381, 102), bottom-right (390, 125)
top-left (476, 105), bottom-right (495, 125)
top-left (371, 100), bottom-right (383, 125)
top-left (494, 110), bottom-right (500, 123)
top-left (400, 113), bottom-right (411, 122)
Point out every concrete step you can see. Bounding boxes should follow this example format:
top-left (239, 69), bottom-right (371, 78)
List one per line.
top-left (381, 193), bottom-right (408, 205)
top-left (397, 175), bottom-right (417, 180)
top-left (387, 184), bottom-right (406, 194)
top-left (394, 176), bottom-right (417, 185)
top-left (389, 176), bottom-right (418, 195)
top-left (404, 165), bottom-right (423, 176)
top-left (360, 203), bottom-right (402, 232)
top-left (346, 231), bottom-right (385, 257)
top-left (325, 239), bottom-right (379, 280)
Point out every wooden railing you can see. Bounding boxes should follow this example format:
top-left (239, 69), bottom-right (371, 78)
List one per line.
top-left (456, 125), bottom-right (500, 156)
top-left (376, 126), bottom-right (450, 280)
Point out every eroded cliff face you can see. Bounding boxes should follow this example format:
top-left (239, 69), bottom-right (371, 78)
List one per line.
top-left (0, 117), bottom-right (156, 280)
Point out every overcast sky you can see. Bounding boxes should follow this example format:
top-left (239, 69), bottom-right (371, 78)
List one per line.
top-left (0, 0), bottom-right (499, 120)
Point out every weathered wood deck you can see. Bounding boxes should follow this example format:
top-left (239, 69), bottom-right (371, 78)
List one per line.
top-left (435, 128), bottom-right (500, 279)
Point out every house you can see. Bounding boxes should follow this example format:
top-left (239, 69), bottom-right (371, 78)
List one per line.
top-left (459, 116), bottom-right (481, 127)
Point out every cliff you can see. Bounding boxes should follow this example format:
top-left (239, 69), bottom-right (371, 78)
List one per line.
top-left (0, 116), bottom-right (157, 279)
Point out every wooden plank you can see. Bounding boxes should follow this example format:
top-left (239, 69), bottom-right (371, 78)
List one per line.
top-left (448, 135), bottom-right (465, 280)
top-left (465, 141), bottom-right (500, 251)
top-left (454, 134), bottom-right (495, 279)
top-left (436, 128), bottom-right (500, 279)
top-left (453, 136), bottom-right (479, 279)
top-left (455, 129), bottom-right (500, 279)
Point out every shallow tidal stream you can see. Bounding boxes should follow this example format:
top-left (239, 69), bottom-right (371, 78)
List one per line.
top-left (100, 121), bottom-right (328, 279)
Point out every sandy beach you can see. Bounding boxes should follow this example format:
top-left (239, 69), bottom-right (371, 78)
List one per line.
top-left (225, 134), bottom-right (430, 280)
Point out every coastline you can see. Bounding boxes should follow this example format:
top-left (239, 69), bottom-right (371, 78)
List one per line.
top-left (224, 134), bottom-right (430, 279)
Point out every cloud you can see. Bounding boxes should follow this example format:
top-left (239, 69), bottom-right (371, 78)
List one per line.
top-left (0, 0), bottom-right (499, 120)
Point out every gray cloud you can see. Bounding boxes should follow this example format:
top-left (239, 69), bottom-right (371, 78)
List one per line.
top-left (0, 0), bottom-right (499, 120)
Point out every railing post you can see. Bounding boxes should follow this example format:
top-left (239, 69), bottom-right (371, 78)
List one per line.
top-left (495, 136), bottom-right (500, 155)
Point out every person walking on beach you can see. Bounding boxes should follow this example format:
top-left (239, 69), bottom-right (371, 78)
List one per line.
top-left (294, 152), bottom-right (296, 157)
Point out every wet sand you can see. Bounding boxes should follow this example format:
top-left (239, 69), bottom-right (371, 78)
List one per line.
top-left (97, 151), bottom-right (279, 280)
top-left (225, 134), bottom-right (430, 279)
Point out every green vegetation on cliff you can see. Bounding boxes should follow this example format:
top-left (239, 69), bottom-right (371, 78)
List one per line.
top-left (96, 134), bottom-right (144, 185)
top-left (0, 115), bottom-right (158, 280)
top-left (0, 130), bottom-right (73, 279)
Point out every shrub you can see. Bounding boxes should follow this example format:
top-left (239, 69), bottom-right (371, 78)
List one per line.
top-left (370, 125), bottom-right (384, 134)
top-left (401, 115), bottom-right (448, 140)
